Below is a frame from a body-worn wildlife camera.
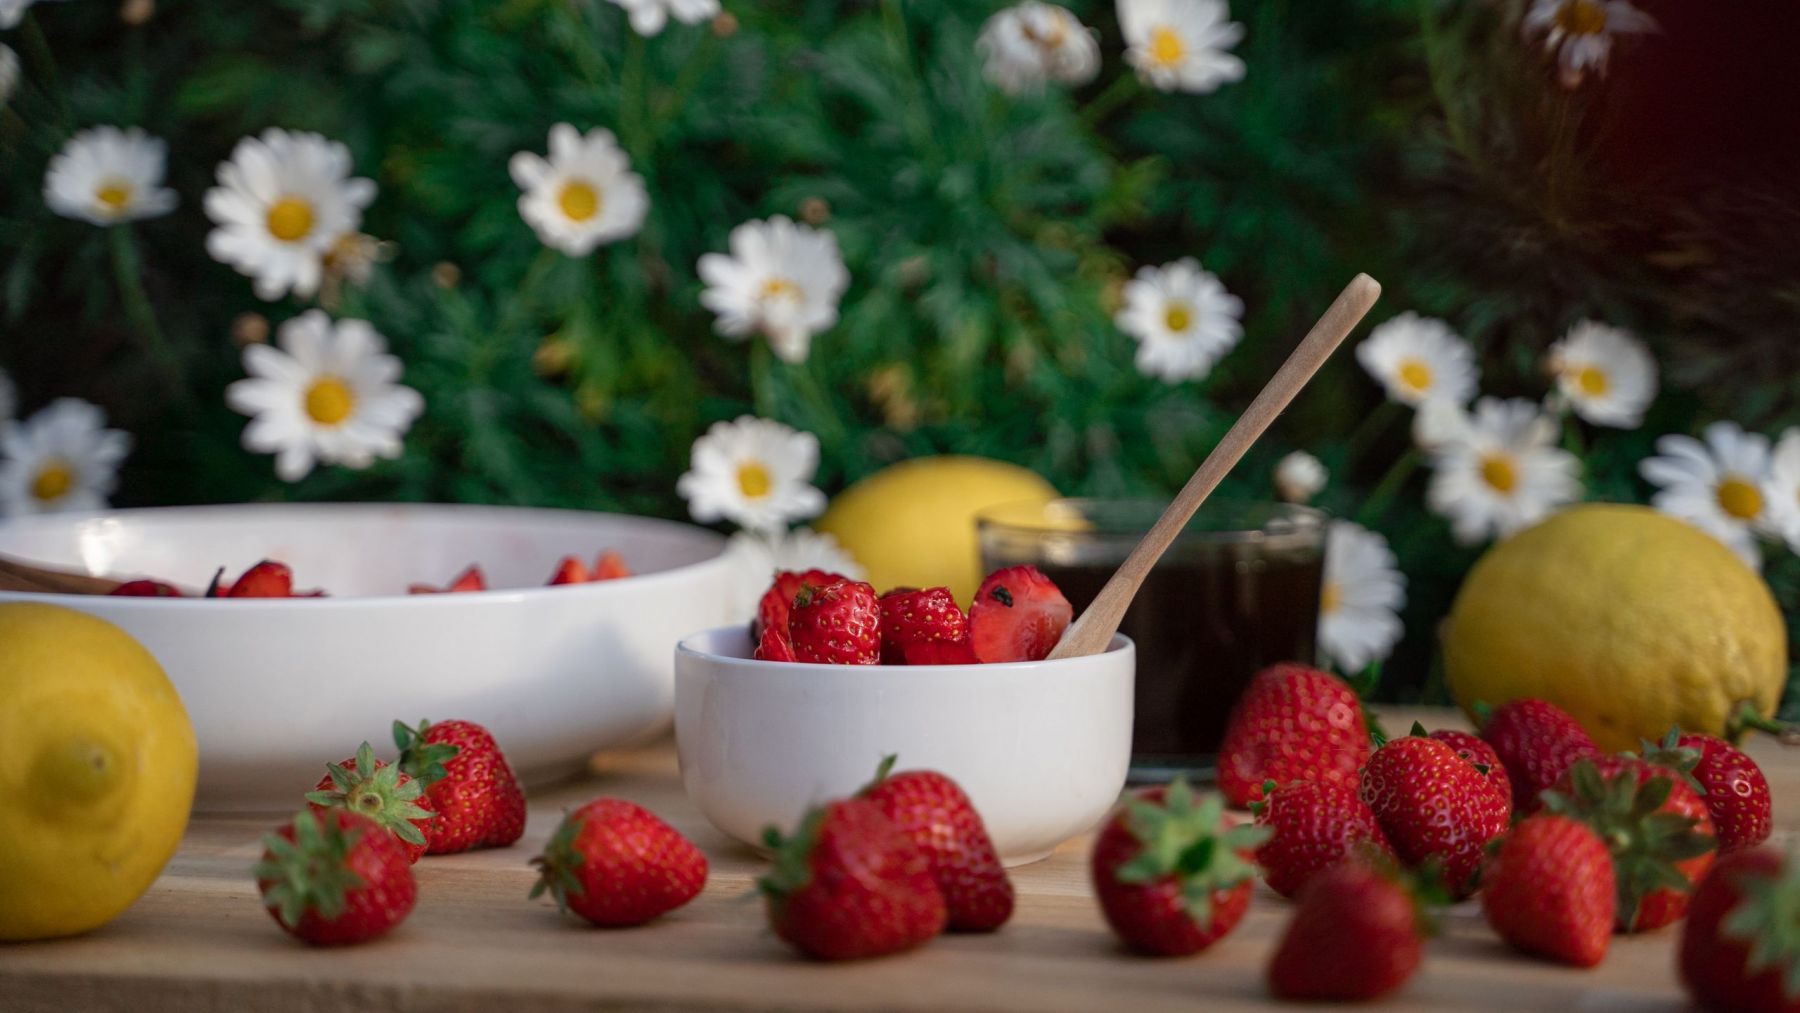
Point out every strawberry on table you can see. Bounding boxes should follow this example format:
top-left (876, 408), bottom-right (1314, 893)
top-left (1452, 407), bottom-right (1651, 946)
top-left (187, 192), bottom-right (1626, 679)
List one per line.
top-left (1267, 857), bottom-right (1432, 1001)
top-left (877, 587), bottom-right (970, 665)
top-left (1477, 698), bottom-right (1599, 813)
top-left (394, 718), bottom-right (526, 854)
top-left (1429, 728), bottom-right (1513, 806)
top-left (753, 569), bottom-right (850, 640)
top-left (861, 757), bottom-right (1013, 932)
top-left (547, 555), bottom-right (589, 585)
top-left (1218, 663), bottom-right (1372, 808)
top-left (529, 798), bottom-right (707, 927)
top-left (758, 797), bottom-right (947, 960)
top-left (255, 808), bottom-right (417, 946)
top-left (1680, 848), bottom-right (1800, 1012)
top-left (1250, 778), bottom-right (1392, 899)
top-left (1090, 779), bottom-right (1269, 957)
top-left (408, 565), bottom-right (486, 595)
top-left (305, 741), bottom-right (436, 864)
top-left (753, 624), bottom-right (798, 662)
top-left (967, 565), bottom-right (1072, 663)
top-left (591, 551), bottom-right (632, 581)
top-left (787, 580), bottom-right (882, 665)
top-left (1649, 730), bottom-right (1772, 855)
top-left (1481, 814), bottom-right (1616, 967)
top-left (1358, 726), bottom-right (1509, 898)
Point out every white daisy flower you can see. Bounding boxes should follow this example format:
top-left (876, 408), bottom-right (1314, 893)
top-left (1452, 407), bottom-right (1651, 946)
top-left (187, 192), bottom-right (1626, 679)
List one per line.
top-left (976, 3), bottom-right (1101, 95)
top-left (1117, 0), bottom-right (1246, 94)
top-left (605, 0), bottom-right (719, 36)
top-left (1523, 0), bottom-right (1657, 88)
top-left (204, 129), bottom-right (377, 302)
top-left (1763, 429), bottom-right (1800, 556)
top-left (1426, 397), bottom-right (1582, 544)
top-left (1, 0), bottom-right (69, 30)
top-left (225, 310), bottom-right (424, 482)
top-left (509, 124), bottom-right (648, 258)
top-left (1317, 520), bottom-right (1406, 674)
top-left (1356, 312), bottom-right (1479, 408)
top-left (1114, 257), bottom-right (1244, 383)
top-left (723, 526), bottom-right (865, 623)
top-left (42, 126), bottom-right (178, 226)
top-left (697, 216), bottom-right (848, 364)
top-left (0, 399), bottom-right (132, 518)
top-left (1639, 422), bottom-right (1772, 567)
top-left (1274, 450), bottom-right (1326, 504)
top-left (1412, 396), bottom-right (1474, 453)
top-left (1546, 319), bottom-right (1657, 429)
top-left (676, 415), bottom-right (826, 534)
top-left (0, 45), bottom-right (19, 107)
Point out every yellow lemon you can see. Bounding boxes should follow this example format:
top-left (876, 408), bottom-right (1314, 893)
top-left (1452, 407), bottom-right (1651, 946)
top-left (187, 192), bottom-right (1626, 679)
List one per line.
top-left (817, 456), bottom-right (1058, 604)
top-left (1442, 504), bottom-right (1787, 752)
top-left (0, 603), bottom-right (197, 940)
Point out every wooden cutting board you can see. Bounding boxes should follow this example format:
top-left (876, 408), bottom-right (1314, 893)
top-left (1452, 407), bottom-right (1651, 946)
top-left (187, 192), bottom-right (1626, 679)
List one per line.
top-left (1, 708), bottom-right (1787, 1012)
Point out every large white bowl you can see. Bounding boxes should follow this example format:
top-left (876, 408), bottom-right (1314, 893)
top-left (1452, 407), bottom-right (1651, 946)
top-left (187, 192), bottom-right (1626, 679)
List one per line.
top-left (0, 503), bottom-right (734, 810)
top-left (674, 626), bottom-right (1134, 865)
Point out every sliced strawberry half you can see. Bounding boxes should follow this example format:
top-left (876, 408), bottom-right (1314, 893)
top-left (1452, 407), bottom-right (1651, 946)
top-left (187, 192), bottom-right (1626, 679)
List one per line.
top-left (410, 565), bottom-right (487, 595)
top-left (968, 565), bottom-right (1072, 663)
top-left (591, 551), bottom-right (631, 581)
top-left (227, 560), bottom-right (295, 598)
top-left (547, 555), bottom-right (589, 585)
top-left (753, 624), bottom-right (798, 662)
top-left (109, 579), bottom-right (184, 597)
top-left (878, 587), bottom-right (968, 665)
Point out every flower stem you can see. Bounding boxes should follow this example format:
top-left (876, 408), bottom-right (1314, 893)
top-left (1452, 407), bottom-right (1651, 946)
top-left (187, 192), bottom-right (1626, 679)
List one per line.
top-left (750, 341), bottom-right (777, 419)
top-left (1345, 400), bottom-right (1402, 460)
top-left (1078, 73), bottom-right (1140, 130)
top-left (18, 14), bottom-right (69, 123)
top-left (1356, 448), bottom-right (1419, 526)
top-left (108, 226), bottom-right (184, 392)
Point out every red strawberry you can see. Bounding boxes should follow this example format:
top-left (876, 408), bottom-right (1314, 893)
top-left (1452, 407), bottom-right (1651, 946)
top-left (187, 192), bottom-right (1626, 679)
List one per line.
top-left (548, 555), bottom-right (589, 585)
top-left (227, 560), bottom-right (295, 597)
top-left (758, 797), bottom-right (947, 960)
top-left (1429, 728), bottom-right (1513, 804)
top-left (109, 579), bottom-right (184, 596)
top-left (861, 758), bottom-right (1013, 932)
top-left (1666, 732), bottom-right (1772, 855)
top-left (1542, 756), bottom-right (1717, 932)
top-left (878, 587), bottom-right (969, 665)
top-left (529, 798), bottom-right (707, 927)
top-left (1481, 814), bottom-right (1616, 966)
top-left (1090, 779), bottom-right (1269, 956)
top-left (787, 580), bottom-right (882, 665)
top-left (967, 565), bottom-right (1072, 663)
top-left (1358, 729), bottom-right (1510, 898)
top-left (1218, 664), bottom-right (1371, 808)
top-left (1267, 857), bottom-right (1429, 1001)
top-left (1680, 848), bottom-right (1800, 1012)
top-left (1478, 698), bottom-right (1599, 813)
top-left (591, 551), bottom-right (631, 581)
top-left (394, 718), bottom-right (526, 854)
top-left (255, 808), bottom-right (417, 946)
top-left (753, 624), bottom-right (798, 662)
top-left (304, 742), bottom-right (436, 864)
top-left (409, 565), bottom-right (486, 595)
top-left (1250, 778), bottom-right (1392, 899)
top-left (902, 639), bottom-right (978, 665)
top-left (753, 569), bottom-right (849, 640)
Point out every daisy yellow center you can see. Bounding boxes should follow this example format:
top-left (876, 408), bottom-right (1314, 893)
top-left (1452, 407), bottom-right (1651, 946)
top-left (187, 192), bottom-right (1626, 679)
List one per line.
top-left (1320, 581), bottom-right (1342, 616)
top-left (1163, 302), bottom-right (1194, 334)
top-left (1022, 16), bottom-right (1067, 50)
top-left (266, 197), bottom-right (316, 243)
top-left (94, 179), bottom-right (134, 211)
top-left (1574, 365), bottom-right (1609, 396)
top-left (1480, 454), bottom-right (1519, 494)
top-left (761, 277), bottom-right (801, 301)
top-left (30, 460), bottom-right (74, 503)
top-left (558, 180), bottom-right (601, 222)
top-left (304, 377), bottom-right (356, 426)
top-left (1147, 25), bottom-right (1185, 67)
top-left (736, 461), bottom-right (773, 499)
top-left (1555, 0), bottom-right (1608, 35)
top-left (1716, 477), bottom-right (1764, 521)
top-left (1397, 358), bottom-right (1434, 393)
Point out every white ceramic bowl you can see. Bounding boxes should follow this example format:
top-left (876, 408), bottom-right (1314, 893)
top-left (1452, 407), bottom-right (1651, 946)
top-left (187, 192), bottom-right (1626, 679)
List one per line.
top-left (0, 503), bottom-right (734, 810)
top-left (674, 626), bottom-right (1134, 865)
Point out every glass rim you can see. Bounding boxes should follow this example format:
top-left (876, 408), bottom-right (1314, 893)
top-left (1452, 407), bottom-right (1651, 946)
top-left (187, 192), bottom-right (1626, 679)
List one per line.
top-left (976, 496), bottom-right (1328, 546)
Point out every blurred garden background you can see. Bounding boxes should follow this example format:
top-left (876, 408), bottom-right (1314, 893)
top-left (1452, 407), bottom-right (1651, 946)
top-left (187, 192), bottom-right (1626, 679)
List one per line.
top-left (2, 0), bottom-right (1798, 704)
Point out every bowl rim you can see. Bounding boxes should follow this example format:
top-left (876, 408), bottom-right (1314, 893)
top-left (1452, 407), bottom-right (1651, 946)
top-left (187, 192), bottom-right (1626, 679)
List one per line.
top-left (676, 624), bottom-right (1134, 673)
top-left (0, 501), bottom-right (733, 609)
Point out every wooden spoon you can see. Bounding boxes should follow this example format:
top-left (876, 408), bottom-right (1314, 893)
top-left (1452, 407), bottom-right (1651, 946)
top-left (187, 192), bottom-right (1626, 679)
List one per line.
top-left (0, 556), bottom-right (123, 595)
top-left (1047, 273), bottom-right (1382, 660)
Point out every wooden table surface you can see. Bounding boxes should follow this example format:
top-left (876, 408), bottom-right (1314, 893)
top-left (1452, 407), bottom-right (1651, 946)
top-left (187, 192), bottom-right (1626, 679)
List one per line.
top-left (2, 708), bottom-right (1791, 1012)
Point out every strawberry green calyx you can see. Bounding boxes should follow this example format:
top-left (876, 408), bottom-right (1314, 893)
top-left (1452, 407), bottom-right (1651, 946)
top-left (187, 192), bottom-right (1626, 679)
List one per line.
top-left (304, 741), bottom-right (432, 847)
top-left (1541, 759), bottom-right (1716, 929)
top-left (528, 810), bottom-right (587, 911)
top-left (1721, 856), bottom-right (1800, 1001)
top-left (254, 809), bottom-right (366, 929)
top-left (1116, 778), bottom-right (1270, 931)
top-left (756, 808), bottom-right (828, 903)
top-left (392, 719), bottom-right (461, 789)
top-left (857, 755), bottom-right (900, 795)
top-left (1635, 728), bottom-right (1706, 795)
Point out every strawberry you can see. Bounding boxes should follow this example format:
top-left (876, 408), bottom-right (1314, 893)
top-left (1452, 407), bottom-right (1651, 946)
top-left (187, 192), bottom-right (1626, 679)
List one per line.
top-left (591, 551), bottom-right (632, 580)
top-left (408, 565), bottom-right (486, 594)
top-left (1541, 756), bottom-right (1717, 932)
top-left (304, 741), bottom-right (436, 864)
top-left (1680, 848), bottom-right (1800, 1012)
top-left (753, 569), bottom-right (849, 640)
top-left (1429, 728), bottom-right (1512, 804)
top-left (877, 587), bottom-right (970, 665)
top-left (861, 757), bottom-right (1013, 932)
top-left (967, 565), bottom-right (1072, 663)
top-left (1218, 663), bottom-right (1372, 808)
top-left (753, 624), bottom-right (798, 661)
top-left (1267, 857), bottom-right (1431, 1001)
top-left (109, 579), bottom-right (184, 596)
top-left (529, 798), bottom-right (707, 927)
top-left (1090, 779), bottom-right (1270, 956)
top-left (548, 555), bottom-right (589, 585)
top-left (1250, 778), bottom-right (1392, 899)
top-left (1647, 730), bottom-right (1772, 855)
top-left (787, 580), bottom-right (882, 665)
top-left (394, 718), bottom-right (526, 854)
top-left (226, 560), bottom-right (295, 597)
top-left (901, 639), bottom-right (978, 665)
top-left (1358, 728), bottom-right (1510, 898)
top-left (1480, 814), bottom-right (1616, 966)
top-left (758, 797), bottom-right (947, 960)
top-left (255, 808), bottom-right (417, 946)
top-left (1477, 698), bottom-right (1599, 813)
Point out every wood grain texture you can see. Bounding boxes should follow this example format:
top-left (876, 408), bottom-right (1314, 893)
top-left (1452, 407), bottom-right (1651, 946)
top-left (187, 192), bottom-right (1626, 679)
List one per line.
top-left (1, 707), bottom-right (1785, 1012)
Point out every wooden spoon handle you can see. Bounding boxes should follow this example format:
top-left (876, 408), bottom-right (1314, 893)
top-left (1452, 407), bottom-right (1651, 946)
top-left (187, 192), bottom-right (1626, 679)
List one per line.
top-left (0, 557), bottom-right (122, 595)
top-left (1048, 273), bottom-right (1382, 660)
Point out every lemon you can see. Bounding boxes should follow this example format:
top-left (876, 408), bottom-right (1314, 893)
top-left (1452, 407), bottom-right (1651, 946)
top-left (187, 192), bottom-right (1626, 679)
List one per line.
top-left (817, 456), bottom-right (1058, 604)
top-left (0, 603), bottom-right (197, 940)
top-left (1442, 504), bottom-right (1788, 752)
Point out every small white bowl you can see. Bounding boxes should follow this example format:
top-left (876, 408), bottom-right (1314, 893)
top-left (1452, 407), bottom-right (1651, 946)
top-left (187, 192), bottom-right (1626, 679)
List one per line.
top-left (0, 503), bottom-right (735, 810)
top-left (674, 626), bottom-right (1135, 865)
